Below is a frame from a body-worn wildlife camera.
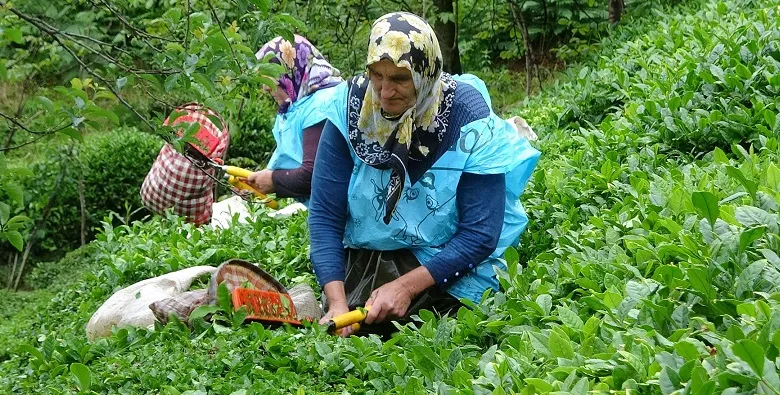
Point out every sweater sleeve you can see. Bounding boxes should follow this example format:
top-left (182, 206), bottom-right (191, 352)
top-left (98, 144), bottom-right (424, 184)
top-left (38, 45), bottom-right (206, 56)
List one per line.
top-left (308, 121), bottom-right (353, 286)
top-left (271, 121), bottom-right (325, 198)
top-left (422, 172), bottom-right (505, 286)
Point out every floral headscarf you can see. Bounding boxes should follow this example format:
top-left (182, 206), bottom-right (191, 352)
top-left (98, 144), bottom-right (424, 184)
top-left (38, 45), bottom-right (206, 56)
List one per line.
top-left (347, 12), bottom-right (457, 224)
top-left (256, 35), bottom-right (343, 113)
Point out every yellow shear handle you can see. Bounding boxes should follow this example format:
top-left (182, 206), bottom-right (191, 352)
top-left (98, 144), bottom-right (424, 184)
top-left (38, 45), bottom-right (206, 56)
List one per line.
top-left (223, 166), bottom-right (253, 179)
top-left (327, 307), bottom-right (370, 332)
top-left (227, 176), bottom-right (279, 209)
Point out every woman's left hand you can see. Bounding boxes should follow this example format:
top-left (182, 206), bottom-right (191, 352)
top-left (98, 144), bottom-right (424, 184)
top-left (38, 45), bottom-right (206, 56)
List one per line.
top-left (364, 279), bottom-right (414, 324)
top-left (244, 170), bottom-right (275, 194)
top-left (364, 266), bottom-right (435, 324)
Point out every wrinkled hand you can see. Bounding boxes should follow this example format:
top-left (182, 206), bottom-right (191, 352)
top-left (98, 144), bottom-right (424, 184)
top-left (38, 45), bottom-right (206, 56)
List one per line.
top-left (364, 279), bottom-right (414, 324)
top-left (319, 302), bottom-right (354, 337)
top-left (243, 170), bottom-right (274, 194)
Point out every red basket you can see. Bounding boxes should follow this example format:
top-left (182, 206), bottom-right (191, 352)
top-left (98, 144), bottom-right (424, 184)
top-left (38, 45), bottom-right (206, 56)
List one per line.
top-left (232, 288), bottom-right (302, 326)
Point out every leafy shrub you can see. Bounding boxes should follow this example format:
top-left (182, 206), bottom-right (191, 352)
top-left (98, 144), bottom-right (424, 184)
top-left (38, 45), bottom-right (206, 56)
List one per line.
top-left (2, 1), bottom-right (780, 394)
top-left (3, 128), bottom-right (162, 258)
top-left (511, 0), bottom-right (779, 155)
top-left (227, 97), bottom-right (278, 168)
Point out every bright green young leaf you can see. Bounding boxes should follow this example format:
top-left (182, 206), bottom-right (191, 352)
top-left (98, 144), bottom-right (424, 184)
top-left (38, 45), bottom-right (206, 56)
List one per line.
top-left (548, 328), bottom-right (575, 359)
top-left (232, 306), bottom-right (248, 328)
top-left (687, 267), bottom-right (715, 300)
top-left (557, 307), bottom-right (584, 331)
top-left (735, 63), bottom-right (751, 79)
top-left (524, 378), bottom-right (553, 393)
top-left (189, 305), bottom-right (220, 323)
top-left (766, 163), bottom-right (780, 190)
top-left (692, 191), bottom-right (720, 228)
top-left (733, 339), bottom-right (765, 377)
top-left (504, 247), bottom-right (519, 266)
top-left (5, 28), bottom-right (24, 44)
top-left (571, 377), bottom-right (589, 395)
top-left (765, 110), bottom-right (777, 130)
top-left (736, 302), bottom-right (756, 318)
top-left (4, 231), bottom-right (23, 251)
top-left (0, 201), bottom-right (10, 223)
top-left (217, 282), bottom-right (233, 312)
top-left (70, 362), bottom-right (91, 392)
top-left (85, 107), bottom-right (120, 125)
top-left (59, 127), bottom-right (84, 142)
top-left (712, 147), bottom-right (729, 164)
top-left (674, 340), bottom-right (701, 361)
top-left (3, 182), bottom-right (23, 205)
top-left (536, 294), bottom-right (552, 315)
top-left (8, 167), bottom-right (35, 178)
top-left (726, 166), bottom-right (758, 198)
top-left (738, 226), bottom-right (765, 251)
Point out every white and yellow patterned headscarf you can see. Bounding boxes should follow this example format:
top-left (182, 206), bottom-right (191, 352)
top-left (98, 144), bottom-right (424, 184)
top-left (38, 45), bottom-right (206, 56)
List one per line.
top-left (346, 12), bottom-right (457, 225)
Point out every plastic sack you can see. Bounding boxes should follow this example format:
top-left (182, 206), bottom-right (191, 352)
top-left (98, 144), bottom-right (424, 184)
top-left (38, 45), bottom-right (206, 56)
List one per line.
top-left (86, 265), bottom-right (216, 340)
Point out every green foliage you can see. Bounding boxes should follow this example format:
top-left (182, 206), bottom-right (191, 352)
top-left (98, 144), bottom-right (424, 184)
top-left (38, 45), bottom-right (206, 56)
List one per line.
top-left (0, 153), bottom-right (32, 252)
top-left (2, 129), bottom-right (161, 259)
top-left (228, 97), bottom-right (278, 168)
top-left (0, 0), bottom-right (303, 276)
top-left (1, 0), bottom-right (780, 393)
top-left (513, 0), bottom-right (779, 154)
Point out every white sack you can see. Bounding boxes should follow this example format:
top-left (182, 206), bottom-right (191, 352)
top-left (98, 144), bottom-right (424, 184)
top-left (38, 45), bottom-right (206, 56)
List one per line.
top-left (86, 265), bottom-right (216, 340)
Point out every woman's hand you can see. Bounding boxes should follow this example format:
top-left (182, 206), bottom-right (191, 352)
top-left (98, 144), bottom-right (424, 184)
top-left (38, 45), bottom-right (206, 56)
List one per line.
top-left (319, 281), bottom-right (355, 337)
top-left (364, 280), bottom-right (413, 324)
top-left (244, 170), bottom-right (275, 194)
top-left (319, 302), bottom-right (355, 337)
top-left (364, 266), bottom-right (435, 324)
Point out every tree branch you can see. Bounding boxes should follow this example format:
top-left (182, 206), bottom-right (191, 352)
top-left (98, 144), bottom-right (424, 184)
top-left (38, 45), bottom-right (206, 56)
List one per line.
top-left (0, 111), bottom-right (66, 135)
top-left (0, 129), bottom-right (65, 152)
top-left (94, 0), bottom-right (181, 43)
top-left (207, 1), bottom-right (243, 73)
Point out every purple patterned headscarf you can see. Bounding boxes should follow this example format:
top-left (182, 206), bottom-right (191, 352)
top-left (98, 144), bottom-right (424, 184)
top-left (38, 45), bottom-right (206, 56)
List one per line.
top-left (255, 35), bottom-right (343, 113)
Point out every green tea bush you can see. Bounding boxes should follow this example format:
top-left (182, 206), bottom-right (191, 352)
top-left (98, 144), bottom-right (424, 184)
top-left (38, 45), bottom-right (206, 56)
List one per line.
top-left (512, 0), bottom-right (779, 155)
top-left (2, 0), bottom-right (780, 393)
top-left (227, 97), bottom-right (278, 168)
top-left (5, 128), bottom-right (162, 256)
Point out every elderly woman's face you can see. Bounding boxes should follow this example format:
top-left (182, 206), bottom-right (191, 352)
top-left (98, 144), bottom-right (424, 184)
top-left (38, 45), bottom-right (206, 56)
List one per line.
top-left (263, 83), bottom-right (290, 107)
top-left (368, 59), bottom-right (416, 116)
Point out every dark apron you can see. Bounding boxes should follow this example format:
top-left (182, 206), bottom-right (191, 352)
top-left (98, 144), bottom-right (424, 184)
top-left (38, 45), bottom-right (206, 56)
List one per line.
top-left (323, 248), bottom-right (462, 337)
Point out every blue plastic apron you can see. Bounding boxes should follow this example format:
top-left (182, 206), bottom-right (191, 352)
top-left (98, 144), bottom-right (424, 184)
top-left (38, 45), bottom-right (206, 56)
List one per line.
top-left (266, 87), bottom-right (340, 203)
top-left (267, 87), bottom-right (340, 171)
top-left (329, 75), bottom-right (540, 303)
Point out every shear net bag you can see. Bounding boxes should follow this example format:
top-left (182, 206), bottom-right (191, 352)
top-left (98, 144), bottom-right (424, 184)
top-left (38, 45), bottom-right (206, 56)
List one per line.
top-left (140, 103), bottom-right (229, 225)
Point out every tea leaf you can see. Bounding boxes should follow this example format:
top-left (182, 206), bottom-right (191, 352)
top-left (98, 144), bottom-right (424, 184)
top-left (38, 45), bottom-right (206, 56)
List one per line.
top-left (692, 191), bottom-right (720, 228)
top-left (732, 339), bottom-right (764, 377)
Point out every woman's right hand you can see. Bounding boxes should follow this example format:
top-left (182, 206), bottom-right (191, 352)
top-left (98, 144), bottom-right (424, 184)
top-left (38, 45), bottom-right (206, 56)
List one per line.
top-left (319, 281), bottom-right (354, 337)
top-left (319, 302), bottom-right (355, 337)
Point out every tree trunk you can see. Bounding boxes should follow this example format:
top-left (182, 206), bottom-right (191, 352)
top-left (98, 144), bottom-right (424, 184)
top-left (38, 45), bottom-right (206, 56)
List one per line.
top-left (509, 1), bottom-right (533, 96)
top-left (78, 176), bottom-right (86, 246)
top-left (6, 253), bottom-right (17, 291)
top-left (433, 0), bottom-right (462, 74)
top-left (13, 167), bottom-right (66, 291)
top-left (609, 0), bottom-right (624, 24)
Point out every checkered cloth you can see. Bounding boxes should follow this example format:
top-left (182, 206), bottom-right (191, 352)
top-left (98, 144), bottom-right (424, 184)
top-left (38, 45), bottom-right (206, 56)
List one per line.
top-left (140, 103), bottom-right (229, 225)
